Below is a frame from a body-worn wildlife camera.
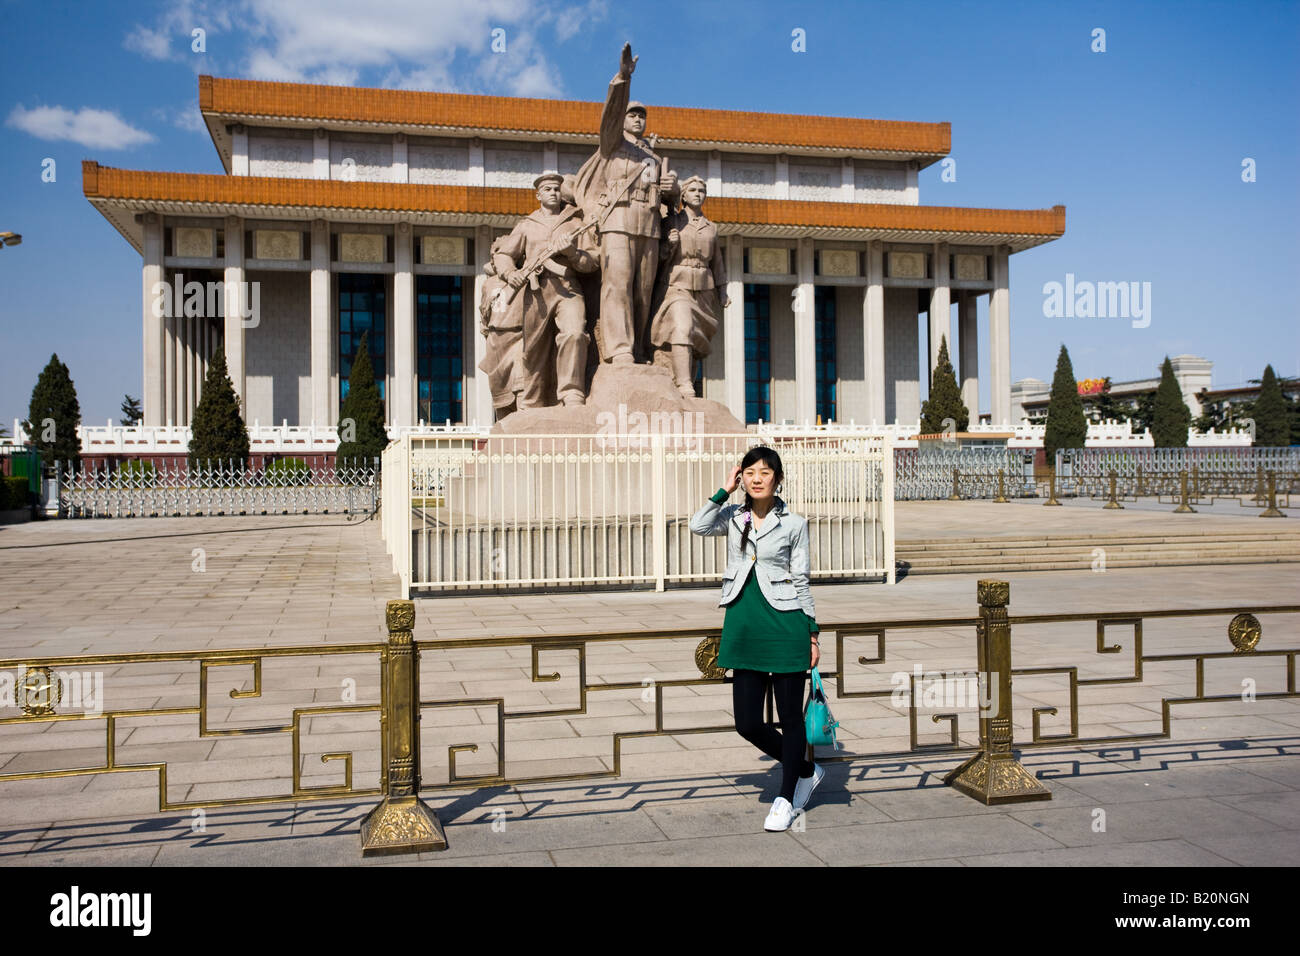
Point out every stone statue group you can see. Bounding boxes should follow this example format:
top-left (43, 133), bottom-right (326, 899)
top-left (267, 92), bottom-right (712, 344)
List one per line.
top-left (478, 43), bottom-right (728, 418)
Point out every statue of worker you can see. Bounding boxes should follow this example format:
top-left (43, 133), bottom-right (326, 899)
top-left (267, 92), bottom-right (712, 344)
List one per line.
top-left (491, 172), bottom-right (597, 409)
top-left (648, 175), bottom-right (728, 397)
top-left (569, 43), bottom-right (679, 365)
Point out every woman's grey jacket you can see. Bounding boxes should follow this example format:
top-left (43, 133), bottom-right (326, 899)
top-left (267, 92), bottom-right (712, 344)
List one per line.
top-left (688, 492), bottom-right (816, 620)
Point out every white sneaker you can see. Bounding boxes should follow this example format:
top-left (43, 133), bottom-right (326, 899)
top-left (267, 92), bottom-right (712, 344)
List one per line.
top-left (793, 763), bottom-right (825, 811)
top-left (764, 796), bottom-right (796, 832)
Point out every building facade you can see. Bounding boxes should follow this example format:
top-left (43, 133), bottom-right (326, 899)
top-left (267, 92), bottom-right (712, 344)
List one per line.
top-left (84, 75), bottom-right (1065, 431)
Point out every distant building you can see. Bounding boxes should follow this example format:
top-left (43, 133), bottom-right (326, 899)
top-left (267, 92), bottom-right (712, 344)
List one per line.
top-left (1012, 354), bottom-right (1213, 424)
top-left (84, 73), bottom-right (1065, 433)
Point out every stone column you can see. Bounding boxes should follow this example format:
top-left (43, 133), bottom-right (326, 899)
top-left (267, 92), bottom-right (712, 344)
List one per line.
top-left (141, 213), bottom-right (164, 426)
top-left (310, 219), bottom-right (331, 426)
top-left (958, 290), bottom-right (979, 423)
top-left (188, 313), bottom-right (198, 418)
top-left (840, 158), bottom-right (855, 202)
top-left (468, 138), bottom-right (485, 186)
top-left (164, 303), bottom-right (176, 426)
top-left (175, 310), bottom-right (187, 426)
top-left (775, 154), bottom-right (790, 200)
top-left (990, 245), bottom-right (1011, 426)
top-left (223, 215), bottom-right (246, 416)
top-left (928, 241), bottom-right (951, 390)
top-left (795, 237), bottom-right (816, 425)
top-left (392, 222), bottom-right (415, 427)
top-left (231, 124), bottom-right (248, 176)
top-left (863, 240), bottom-right (886, 427)
top-left (313, 129), bottom-right (329, 179)
top-left (471, 224), bottom-right (493, 424)
top-left (392, 133), bottom-right (408, 184)
top-left (724, 237), bottom-right (745, 420)
top-left (708, 150), bottom-right (723, 197)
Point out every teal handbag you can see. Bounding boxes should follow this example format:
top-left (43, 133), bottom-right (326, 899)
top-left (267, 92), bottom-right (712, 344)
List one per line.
top-left (804, 667), bottom-right (841, 749)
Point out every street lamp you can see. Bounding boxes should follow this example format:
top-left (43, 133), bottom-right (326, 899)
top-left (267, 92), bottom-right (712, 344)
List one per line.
top-left (0, 232), bottom-right (22, 248)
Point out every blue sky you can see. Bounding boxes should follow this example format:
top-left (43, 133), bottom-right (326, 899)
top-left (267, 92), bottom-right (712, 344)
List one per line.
top-left (1, 0), bottom-right (1297, 427)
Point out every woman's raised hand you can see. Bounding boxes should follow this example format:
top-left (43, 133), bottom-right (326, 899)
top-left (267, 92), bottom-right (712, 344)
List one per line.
top-left (724, 465), bottom-right (742, 495)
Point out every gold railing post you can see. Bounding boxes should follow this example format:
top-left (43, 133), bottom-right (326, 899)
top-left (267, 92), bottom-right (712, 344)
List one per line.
top-left (1174, 468), bottom-right (1196, 513)
top-left (1253, 465), bottom-right (1266, 505)
top-left (994, 468), bottom-right (1008, 503)
top-left (1103, 469), bottom-right (1123, 509)
top-left (1260, 470), bottom-right (1284, 519)
top-left (1044, 469), bottom-right (1061, 506)
top-left (360, 599), bottom-right (447, 855)
top-left (944, 580), bottom-right (1052, 804)
top-left (1136, 464), bottom-right (1145, 497)
top-left (949, 468), bottom-right (961, 500)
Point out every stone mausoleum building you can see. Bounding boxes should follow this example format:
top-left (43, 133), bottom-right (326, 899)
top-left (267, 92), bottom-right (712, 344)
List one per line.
top-left (83, 74), bottom-right (1065, 432)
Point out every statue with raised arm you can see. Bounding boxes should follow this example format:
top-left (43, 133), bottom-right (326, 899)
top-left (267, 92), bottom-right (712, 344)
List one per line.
top-left (568, 42), bottom-right (679, 366)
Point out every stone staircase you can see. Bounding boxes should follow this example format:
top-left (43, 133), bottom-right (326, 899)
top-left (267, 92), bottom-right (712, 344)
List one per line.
top-left (896, 527), bottom-right (1300, 575)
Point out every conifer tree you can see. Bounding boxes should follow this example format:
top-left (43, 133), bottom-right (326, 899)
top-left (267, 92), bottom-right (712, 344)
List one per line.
top-left (336, 332), bottom-right (388, 467)
top-left (189, 348), bottom-right (250, 467)
top-left (120, 394), bottom-right (143, 427)
top-left (919, 335), bottom-right (970, 434)
top-left (1043, 344), bottom-right (1087, 465)
top-left (1251, 364), bottom-right (1289, 447)
top-left (24, 353), bottom-right (82, 469)
top-left (1151, 356), bottom-right (1191, 448)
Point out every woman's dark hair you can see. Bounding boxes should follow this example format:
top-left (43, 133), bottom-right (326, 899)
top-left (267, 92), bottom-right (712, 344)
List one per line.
top-left (738, 445), bottom-right (783, 555)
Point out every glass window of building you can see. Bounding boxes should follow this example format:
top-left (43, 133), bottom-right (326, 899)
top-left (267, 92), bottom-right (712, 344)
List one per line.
top-left (814, 285), bottom-right (837, 423)
top-left (416, 275), bottom-right (464, 424)
top-left (339, 273), bottom-right (386, 406)
top-left (744, 283), bottom-right (771, 424)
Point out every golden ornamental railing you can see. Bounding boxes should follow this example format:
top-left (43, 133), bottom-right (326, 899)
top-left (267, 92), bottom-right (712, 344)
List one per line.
top-left (1, 588), bottom-right (1296, 855)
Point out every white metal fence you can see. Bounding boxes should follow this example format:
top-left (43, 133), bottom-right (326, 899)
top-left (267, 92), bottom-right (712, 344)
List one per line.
top-left (59, 459), bottom-right (379, 518)
top-left (381, 431), bottom-right (894, 597)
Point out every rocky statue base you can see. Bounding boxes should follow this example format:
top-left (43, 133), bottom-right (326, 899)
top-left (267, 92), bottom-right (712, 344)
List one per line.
top-left (440, 364), bottom-right (749, 521)
top-left (489, 363), bottom-right (745, 436)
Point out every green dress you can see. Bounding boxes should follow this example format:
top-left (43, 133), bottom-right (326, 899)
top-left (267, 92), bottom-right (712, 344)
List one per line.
top-left (710, 488), bottom-right (820, 674)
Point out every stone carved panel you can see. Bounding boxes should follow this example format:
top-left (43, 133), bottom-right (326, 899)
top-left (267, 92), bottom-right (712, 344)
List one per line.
top-left (254, 230), bottom-right (302, 261)
top-left (855, 163), bottom-right (908, 204)
top-left (408, 144), bottom-right (469, 185)
top-left (749, 247), bottom-right (791, 275)
top-left (339, 233), bottom-right (386, 264)
top-left (723, 157), bottom-right (775, 198)
top-left (954, 253), bottom-right (988, 281)
top-left (174, 227), bottom-right (216, 259)
top-left (248, 136), bottom-right (314, 178)
top-left (421, 236), bottom-right (466, 266)
top-left (790, 162), bottom-right (840, 201)
top-left (484, 146), bottom-right (542, 187)
top-left (888, 251), bottom-right (926, 279)
top-left (331, 139), bottom-right (394, 182)
top-left (819, 249), bottom-right (859, 277)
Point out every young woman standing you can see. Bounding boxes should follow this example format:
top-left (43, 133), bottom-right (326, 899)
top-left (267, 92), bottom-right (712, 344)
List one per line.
top-left (688, 445), bottom-right (825, 831)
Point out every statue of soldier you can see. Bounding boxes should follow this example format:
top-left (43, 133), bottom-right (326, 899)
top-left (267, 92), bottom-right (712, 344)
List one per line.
top-left (489, 172), bottom-right (597, 409)
top-left (569, 43), bottom-right (679, 365)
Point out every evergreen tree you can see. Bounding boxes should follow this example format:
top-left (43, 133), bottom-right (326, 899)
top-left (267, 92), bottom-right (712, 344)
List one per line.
top-left (1151, 356), bottom-right (1191, 448)
top-left (1090, 377), bottom-right (1130, 425)
top-left (1129, 390), bottom-right (1156, 436)
top-left (23, 353), bottom-right (82, 469)
top-left (1251, 364), bottom-right (1289, 447)
top-left (120, 394), bottom-right (143, 427)
top-left (919, 335), bottom-right (970, 434)
top-left (189, 348), bottom-right (250, 467)
top-left (336, 332), bottom-right (388, 467)
top-left (1043, 344), bottom-right (1087, 465)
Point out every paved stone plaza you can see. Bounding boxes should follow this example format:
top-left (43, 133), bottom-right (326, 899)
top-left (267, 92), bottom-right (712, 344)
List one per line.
top-left (0, 503), bottom-right (1296, 866)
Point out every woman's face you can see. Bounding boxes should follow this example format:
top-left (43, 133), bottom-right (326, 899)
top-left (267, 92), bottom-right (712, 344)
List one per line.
top-left (743, 461), bottom-right (777, 500)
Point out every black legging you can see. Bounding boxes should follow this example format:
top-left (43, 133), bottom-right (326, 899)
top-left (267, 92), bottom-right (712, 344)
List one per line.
top-left (732, 668), bottom-right (814, 803)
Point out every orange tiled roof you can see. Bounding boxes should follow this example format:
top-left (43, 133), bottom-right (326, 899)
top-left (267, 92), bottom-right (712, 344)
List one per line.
top-left (199, 75), bottom-right (951, 156)
top-left (84, 162), bottom-right (1065, 239)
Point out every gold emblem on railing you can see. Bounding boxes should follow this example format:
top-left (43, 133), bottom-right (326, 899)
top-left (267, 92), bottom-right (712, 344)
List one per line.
top-left (695, 635), bottom-right (725, 679)
top-left (19, 666), bottom-right (61, 716)
top-left (1228, 613), bottom-right (1261, 654)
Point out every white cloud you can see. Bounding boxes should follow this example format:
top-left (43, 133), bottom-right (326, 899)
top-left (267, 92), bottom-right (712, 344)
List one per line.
top-left (126, 0), bottom-right (586, 97)
top-left (6, 105), bottom-right (155, 149)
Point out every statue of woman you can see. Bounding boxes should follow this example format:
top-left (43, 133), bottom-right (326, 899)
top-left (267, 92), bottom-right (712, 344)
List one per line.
top-left (648, 175), bottom-right (729, 398)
